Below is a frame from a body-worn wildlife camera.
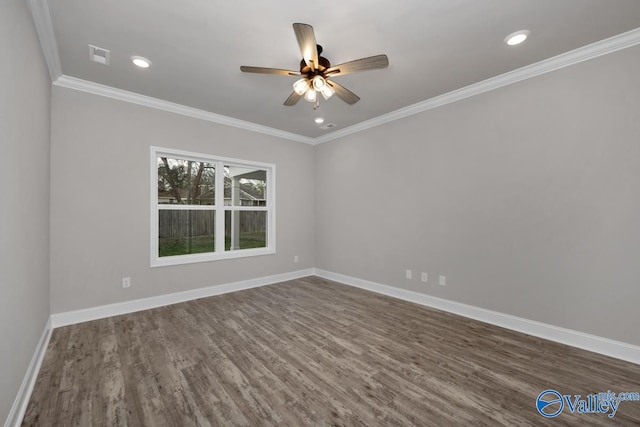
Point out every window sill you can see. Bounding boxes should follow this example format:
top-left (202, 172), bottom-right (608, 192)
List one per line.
top-left (150, 247), bottom-right (276, 268)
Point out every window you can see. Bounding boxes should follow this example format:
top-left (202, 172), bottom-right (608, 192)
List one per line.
top-left (151, 146), bottom-right (275, 266)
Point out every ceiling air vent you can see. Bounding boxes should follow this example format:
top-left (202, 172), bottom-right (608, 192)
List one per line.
top-left (89, 45), bottom-right (110, 65)
top-left (320, 123), bottom-right (337, 130)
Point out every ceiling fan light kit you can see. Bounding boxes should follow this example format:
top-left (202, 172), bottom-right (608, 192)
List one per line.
top-left (312, 75), bottom-right (326, 91)
top-left (241, 23), bottom-right (389, 110)
top-left (304, 88), bottom-right (317, 103)
top-left (320, 84), bottom-right (335, 100)
top-left (293, 78), bottom-right (310, 95)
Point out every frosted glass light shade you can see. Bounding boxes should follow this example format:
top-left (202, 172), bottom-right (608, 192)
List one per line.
top-left (320, 84), bottom-right (335, 100)
top-left (293, 78), bottom-right (310, 95)
top-left (312, 75), bottom-right (326, 91)
top-left (304, 88), bottom-right (317, 102)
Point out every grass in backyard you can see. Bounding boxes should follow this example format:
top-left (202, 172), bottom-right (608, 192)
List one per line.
top-left (159, 232), bottom-right (266, 257)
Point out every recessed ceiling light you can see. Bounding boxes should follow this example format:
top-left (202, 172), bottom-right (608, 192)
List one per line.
top-left (131, 56), bottom-right (151, 68)
top-left (315, 117), bottom-right (325, 124)
top-left (505, 30), bottom-right (530, 46)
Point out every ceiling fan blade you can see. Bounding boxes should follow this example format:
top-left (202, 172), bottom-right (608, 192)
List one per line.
top-left (293, 23), bottom-right (319, 70)
top-left (325, 54), bottom-right (389, 77)
top-left (240, 66), bottom-right (301, 76)
top-left (327, 81), bottom-right (360, 105)
top-left (283, 91), bottom-right (303, 106)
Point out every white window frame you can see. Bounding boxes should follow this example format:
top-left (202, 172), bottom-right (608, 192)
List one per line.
top-left (150, 146), bottom-right (276, 267)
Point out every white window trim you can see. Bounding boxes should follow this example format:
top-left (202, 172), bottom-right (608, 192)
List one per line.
top-left (150, 146), bottom-right (276, 267)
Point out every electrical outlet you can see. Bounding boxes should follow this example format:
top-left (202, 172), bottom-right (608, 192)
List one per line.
top-left (405, 269), bottom-right (412, 280)
top-left (294, 255), bottom-right (299, 263)
top-left (421, 272), bottom-right (428, 282)
top-left (439, 275), bottom-right (446, 287)
top-left (122, 277), bottom-right (131, 288)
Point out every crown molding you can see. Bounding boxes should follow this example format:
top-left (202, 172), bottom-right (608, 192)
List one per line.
top-left (314, 26), bottom-right (640, 144)
top-left (44, 17), bottom-right (640, 146)
top-left (53, 75), bottom-right (316, 145)
top-left (26, 0), bottom-right (62, 82)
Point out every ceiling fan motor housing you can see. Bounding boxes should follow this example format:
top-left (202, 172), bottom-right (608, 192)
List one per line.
top-left (299, 45), bottom-right (331, 74)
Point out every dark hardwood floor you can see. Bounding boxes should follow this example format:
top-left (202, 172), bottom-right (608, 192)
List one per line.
top-left (23, 276), bottom-right (640, 426)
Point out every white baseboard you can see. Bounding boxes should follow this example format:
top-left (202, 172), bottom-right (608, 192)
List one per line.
top-left (50, 267), bottom-right (640, 364)
top-left (7, 269), bottom-right (312, 426)
top-left (51, 269), bottom-right (314, 328)
top-left (15, 266), bottom-right (637, 427)
top-left (4, 317), bottom-right (52, 427)
top-left (313, 269), bottom-right (640, 365)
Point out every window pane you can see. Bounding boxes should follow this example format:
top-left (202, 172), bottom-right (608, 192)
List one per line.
top-left (224, 166), bottom-right (267, 207)
top-left (157, 157), bottom-right (215, 205)
top-left (225, 211), bottom-right (267, 250)
top-left (159, 210), bottom-right (215, 256)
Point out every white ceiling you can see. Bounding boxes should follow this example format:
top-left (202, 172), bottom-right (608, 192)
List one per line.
top-left (37, 0), bottom-right (640, 140)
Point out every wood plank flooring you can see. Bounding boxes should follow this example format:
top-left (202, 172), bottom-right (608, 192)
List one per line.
top-left (23, 276), bottom-right (640, 426)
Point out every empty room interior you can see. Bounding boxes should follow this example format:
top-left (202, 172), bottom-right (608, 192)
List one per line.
top-left (3, 0), bottom-right (640, 425)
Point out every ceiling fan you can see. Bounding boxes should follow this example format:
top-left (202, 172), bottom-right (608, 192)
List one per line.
top-left (240, 23), bottom-right (389, 109)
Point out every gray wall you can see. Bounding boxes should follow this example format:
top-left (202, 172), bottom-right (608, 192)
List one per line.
top-left (0, 0), bottom-right (52, 420)
top-left (50, 87), bottom-right (315, 313)
top-left (315, 45), bottom-right (640, 346)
